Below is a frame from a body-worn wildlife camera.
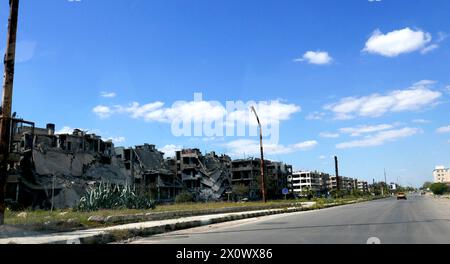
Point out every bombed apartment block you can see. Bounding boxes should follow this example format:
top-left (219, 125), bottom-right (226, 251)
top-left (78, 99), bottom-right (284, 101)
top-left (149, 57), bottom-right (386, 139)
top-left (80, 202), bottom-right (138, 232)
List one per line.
top-left (174, 149), bottom-right (232, 201)
top-left (115, 144), bottom-right (183, 202)
top-left (265, 161), bottom-right (292, 199)
top-left (5, 119), bottom-right (130, 209)
top-left (327, 176), bottom-right (356, 192)
top-left (231, 158), bottom-right (261, 200)
top-left (231, 158), bottom-right (292, 200)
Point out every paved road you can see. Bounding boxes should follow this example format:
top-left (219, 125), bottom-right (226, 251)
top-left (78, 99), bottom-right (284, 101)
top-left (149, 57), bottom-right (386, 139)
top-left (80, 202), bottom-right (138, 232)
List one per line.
top-left (130, 195), bottom-right (450, 244)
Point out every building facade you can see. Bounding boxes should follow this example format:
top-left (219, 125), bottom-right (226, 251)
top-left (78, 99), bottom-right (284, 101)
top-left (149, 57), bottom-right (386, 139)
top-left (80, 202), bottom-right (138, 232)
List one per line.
top-left (357, 181), bottom-right (369, 192)
top-left (433, 166), bottom-right (450, 184)
top-left (289, 171), bottom-right (329, 197)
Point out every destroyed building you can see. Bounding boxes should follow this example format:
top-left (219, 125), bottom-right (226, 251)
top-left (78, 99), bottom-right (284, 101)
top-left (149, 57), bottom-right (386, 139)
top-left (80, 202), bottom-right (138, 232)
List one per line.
top-left (4, 118), bottom-right (293, 208)
top-left (231, 158), bottom-right (292, 200)
top-left (174, 149), bottom-right (232, 201)
top-left (114, 147), bottom-right (233, 202)
top-left (266, 161), bottom-right (292, 199)
top-left (115, 144), bottom-right (183, 202)
top-left (5, 119), bottom-right (130, 209)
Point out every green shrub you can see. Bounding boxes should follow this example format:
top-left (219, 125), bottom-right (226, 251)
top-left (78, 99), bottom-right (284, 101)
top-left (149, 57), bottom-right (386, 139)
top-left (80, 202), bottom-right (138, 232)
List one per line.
top-left (76, 182), bottom-right (156, 212)
top-left (430, 183), bottom-right (448, 195)
top-left (175, 191), bottom-right (194, 203)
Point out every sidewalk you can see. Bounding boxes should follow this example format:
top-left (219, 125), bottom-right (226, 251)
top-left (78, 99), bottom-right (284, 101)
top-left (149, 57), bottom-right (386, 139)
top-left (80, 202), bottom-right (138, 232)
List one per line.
top-left (0, 202), bottom-right (317, 244)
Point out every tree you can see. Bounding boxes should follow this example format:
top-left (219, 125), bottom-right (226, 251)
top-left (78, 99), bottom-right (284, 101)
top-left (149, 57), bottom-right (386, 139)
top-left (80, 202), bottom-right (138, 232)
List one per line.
top-left (422, 182), bottom-right (432, 190)
top-left (429, 183), bottom-right (448, 195)
top-left (175, 191), bottom-right (194, 203)
top-left (232, 184), bottom-right (249, 201)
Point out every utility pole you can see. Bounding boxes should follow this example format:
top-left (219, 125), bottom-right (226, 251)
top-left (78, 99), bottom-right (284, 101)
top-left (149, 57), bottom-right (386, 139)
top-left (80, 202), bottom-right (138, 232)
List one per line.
top-left (251, 106), bottom-right (266, 203)
top-left (334, 156), bottom-right (340, 191)
top-left (0, 0), bottom-right (20, 225)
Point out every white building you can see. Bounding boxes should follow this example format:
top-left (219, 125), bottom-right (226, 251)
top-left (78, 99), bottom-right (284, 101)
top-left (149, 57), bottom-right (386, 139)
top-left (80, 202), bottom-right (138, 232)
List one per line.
top-left (389, 182), bottom-right (397, 191)
top-left (289, 171), bottom-right (329, 196)
top-left (433, 166), bottom-right (450, 183)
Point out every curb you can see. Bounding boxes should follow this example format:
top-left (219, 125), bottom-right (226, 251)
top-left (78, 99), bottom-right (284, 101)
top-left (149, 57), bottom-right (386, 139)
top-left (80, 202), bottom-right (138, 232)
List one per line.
top-left (51, 207), bottom-right (308, 244)
top-left (88, 202), bottom-right (311, 225)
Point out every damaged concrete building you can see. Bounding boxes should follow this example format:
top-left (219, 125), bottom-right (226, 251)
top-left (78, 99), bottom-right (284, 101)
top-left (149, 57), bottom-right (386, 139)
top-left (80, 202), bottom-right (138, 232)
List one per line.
top-left (174, 149), bottom-right (232, 201)
top-left (231, 158), bottom-right (293, 200)
top-left (4, 118), bottom-right (293, 209)
top-left (113, 147), bottom-right (234, 202)
top-left (5, 119), bottom-right (130, 209)
top-left (115, 144), bottom-right (183, 202)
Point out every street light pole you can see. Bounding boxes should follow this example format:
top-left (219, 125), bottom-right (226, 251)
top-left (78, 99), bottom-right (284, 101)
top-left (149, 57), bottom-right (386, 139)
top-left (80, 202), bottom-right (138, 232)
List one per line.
top-left (250, 106), bottom-right (266, 203)
top-left (0, 0), bottom-right (20, 225)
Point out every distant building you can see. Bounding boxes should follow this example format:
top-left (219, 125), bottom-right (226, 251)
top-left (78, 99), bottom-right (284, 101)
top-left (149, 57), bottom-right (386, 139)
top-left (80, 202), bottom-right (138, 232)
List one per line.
top-left (433, 166), bottom-right (450, 184)
top-left (389, 182), bottom-right (398, 191)
top-left (266, 161), bottom-right (292, 199)
top-left (289, 171), bottom-right (329, 197)
top-left (327, 176), bottom-right (356, 191)
top-left (357, 181), bottom-right (369, 192)
top-left (231, 158), bottom-right (292, 200)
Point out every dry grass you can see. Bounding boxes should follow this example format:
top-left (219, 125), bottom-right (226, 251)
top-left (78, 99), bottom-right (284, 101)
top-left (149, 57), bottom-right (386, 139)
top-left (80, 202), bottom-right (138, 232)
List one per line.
top-left (4, 196), bottom-right (377, 229)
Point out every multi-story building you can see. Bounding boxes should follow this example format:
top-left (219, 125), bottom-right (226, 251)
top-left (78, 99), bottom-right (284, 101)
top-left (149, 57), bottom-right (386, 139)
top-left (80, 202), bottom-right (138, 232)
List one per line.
top-left (116, 144), bottom-right (183, 202)
top-left (6, 120), bottom-right (128, 209)
top-left (289, 171), bottom-right (329, 197)
top-left (266, 161), bottom-right (292, 199)
top-left (231, 158), bottom-right (262, 200)
top-left (433, 166), bottom-right (450, 184)
top-left (328, 176), bottom-right (356, 192)
top-left (231, 158), bottom-right (293, 200)
top-left (357, 181), bottom-right (369, 192)
top-left (174, 149), bottom-right (232, 201)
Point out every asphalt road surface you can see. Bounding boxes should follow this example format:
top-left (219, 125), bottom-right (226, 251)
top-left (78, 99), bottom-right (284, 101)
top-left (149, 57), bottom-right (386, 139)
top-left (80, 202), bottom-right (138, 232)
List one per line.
top-left (130, 194), bottom-right (450, 244)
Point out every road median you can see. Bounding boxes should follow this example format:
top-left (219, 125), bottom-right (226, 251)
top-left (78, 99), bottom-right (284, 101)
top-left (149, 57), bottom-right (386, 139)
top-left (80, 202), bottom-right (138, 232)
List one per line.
top-left (0, 196), bottom-right (384, 244)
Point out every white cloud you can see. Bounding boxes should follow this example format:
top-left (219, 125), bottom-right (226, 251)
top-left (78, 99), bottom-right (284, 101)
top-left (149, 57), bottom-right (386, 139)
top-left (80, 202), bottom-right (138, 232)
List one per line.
top-left (368, 0), bottom-right (381, 2)
top-left (319, 155), bottom-right (327, 160)
top-left (363, 28), bottom-right (432, 57)
top-left (306, 111), bottom-right (325, 120)
top-left (55, 126), bottom-right (124, 144)
top-left (293, 141), bottom-right (319, 150)
top-left (336, 127), bottom-right (421, 149)
top-left (56, 126), bottom-right (75, 134)
top-left (339, 124), bottom-right (394, 137)
top-left (224, 139), bottom-right (318, 157)
top-left (100, 91), bottom-right (116, 98)
top-left (421, 44), bottom-right (438, 54)
top-left (319, 132), bottom-right (340, 138)
top-left (412, 119), bottom-right (430, 124)
top-left (93, 105), bottom-right (113, 119)
top-left (294, 51), bottom-right (333, 65)
top-left (446, 85), bottom-right (450, 94)
top-left (324, 81), bottom-right (441, 119)
top-left (106, 137), bottom-right (126, 144)
top-left (93, 96), bottom-right (301, 127)
top-left (55, 126), bottom-right (101, 135)
top-left (160, 144), bottom-right (182, 157)
top-left (437, 126), bottom-right (450, 133)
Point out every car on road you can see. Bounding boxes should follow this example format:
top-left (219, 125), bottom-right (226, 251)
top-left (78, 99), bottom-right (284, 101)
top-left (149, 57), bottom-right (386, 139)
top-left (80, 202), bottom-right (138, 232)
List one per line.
top-left (397, 192), bottom-right (407, 200)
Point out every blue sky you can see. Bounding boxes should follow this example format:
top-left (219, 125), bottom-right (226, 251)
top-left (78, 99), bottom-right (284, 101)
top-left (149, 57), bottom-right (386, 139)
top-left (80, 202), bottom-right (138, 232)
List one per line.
top-left (1, 0), bottom-right (450, 187)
